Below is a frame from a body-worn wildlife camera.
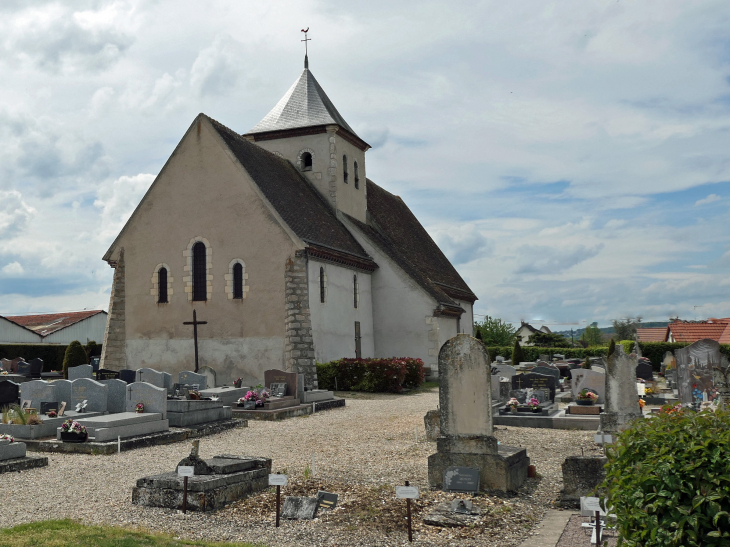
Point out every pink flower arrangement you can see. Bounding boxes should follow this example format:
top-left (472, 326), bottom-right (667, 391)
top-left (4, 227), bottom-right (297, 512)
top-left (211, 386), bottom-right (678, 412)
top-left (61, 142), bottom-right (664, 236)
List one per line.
top-left (527, 397), bottom-right (540, 410)
top-left (507, 398), bottom-right (519, 409)
top-left (135, 403), bottom-right (144, 413)
top-left (47, 410), bottom-right (58, 418)
top-left (577, 389), bottom-right (598, 401)
top-left (60, 420), bottom-right (86, 435)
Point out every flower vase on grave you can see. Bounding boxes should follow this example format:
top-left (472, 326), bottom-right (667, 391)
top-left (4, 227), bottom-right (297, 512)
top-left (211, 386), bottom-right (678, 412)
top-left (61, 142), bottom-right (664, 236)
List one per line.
top-left (510, 407), bottom-right (517, 415)
top-left (234, 378), bottom-right (243, 388)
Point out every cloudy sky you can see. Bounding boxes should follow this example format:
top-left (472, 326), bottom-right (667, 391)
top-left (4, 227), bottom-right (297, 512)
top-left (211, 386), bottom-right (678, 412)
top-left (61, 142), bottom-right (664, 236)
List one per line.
top-left (0, 0), bottom-right (728, 328)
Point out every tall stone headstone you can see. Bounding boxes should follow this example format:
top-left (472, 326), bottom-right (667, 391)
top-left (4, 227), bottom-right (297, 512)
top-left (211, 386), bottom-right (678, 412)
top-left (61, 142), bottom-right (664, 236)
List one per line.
top-left (68, 364), bottom-right (94, 380)
top-left (100, 378), bottom-right (127, 413)
top-left (675, 339), bottom-right (721, 405)
top-left (198, 366), bottom-right (217, 389)
top-left (0, 381), bottom-right (20, 407)
top-left (70, 379), bottom-right (108, 413)
top-left (428, 334), bottom-right (529, 492)
top-left (54, 380), bottom-right (73, 407)
top-left (574, 370), bottom-right (606, 404)
top-left (136, 368), bottom-right (167, 389)
top-left (599, 345), bottom-right (643, 435)
top-left (126, 382), bottom-right (167, 418)
top-left (20, 380), bottom-right (56, 410)
top-left (179, 371), bottom-right (207, 390)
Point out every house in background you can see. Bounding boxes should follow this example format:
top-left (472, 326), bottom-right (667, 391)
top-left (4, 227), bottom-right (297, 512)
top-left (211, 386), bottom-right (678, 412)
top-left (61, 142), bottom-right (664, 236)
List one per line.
top-left (636, 327), bottom-right (669, 343)
top-left (515, 322), bottom-right (552, 346)
top-left (666, 319), bottom-right (730, 344)
top-left (0, 310), bottom-right (107, 345)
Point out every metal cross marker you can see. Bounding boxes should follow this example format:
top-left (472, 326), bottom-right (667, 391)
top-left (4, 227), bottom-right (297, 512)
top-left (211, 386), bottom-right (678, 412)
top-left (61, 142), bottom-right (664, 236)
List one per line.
top-left (183, 309), bottom-right (207, 373)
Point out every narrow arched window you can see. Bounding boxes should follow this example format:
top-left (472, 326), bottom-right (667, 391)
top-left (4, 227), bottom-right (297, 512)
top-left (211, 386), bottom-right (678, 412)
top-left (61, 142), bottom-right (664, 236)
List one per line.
top-left (233, 263), bottom-right (243, 299)
top-left (302, 152), bottom-right (313, 171)
top-left (319, 267), bottom-right (326, 303)
top-left (353, 274), bottom-right (359, 309)
top-left (354, 161), bottom-right (360, 189)
top-left (157, 267), bottom-right (168, 303)
top-left (193, 241), bottom-right (207, 301)
top-left (343, 155), bottom-right (349, 183)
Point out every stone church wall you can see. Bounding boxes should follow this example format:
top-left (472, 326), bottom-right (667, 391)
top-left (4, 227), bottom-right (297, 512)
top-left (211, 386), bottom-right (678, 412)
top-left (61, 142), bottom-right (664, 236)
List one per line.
top-left (285, 252), bottom-right (318, 389)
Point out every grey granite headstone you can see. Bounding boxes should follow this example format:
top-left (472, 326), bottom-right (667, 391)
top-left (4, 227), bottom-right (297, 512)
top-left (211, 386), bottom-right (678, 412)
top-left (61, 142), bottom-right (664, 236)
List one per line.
top-left (100, 379), bottom-right (127, 413)
top-left (281, 496), bottom-right (318, 520)
top-left (491, 375), bottom-right (501, 401)
top-left (126, 382), bottom-right (167, 418)
top-left (20, 380), bottom-right (56, 410)
top-left (512, 373), bottom-right (556, 402)
top-left (179, 371), bottom-right (207, 391)
top-left (70, 379), bottom-right (108, 413)
top-left (492, 364), bottom-right (516, 378)
top-left (0, 381), bottom-right (20, 407)
top-left (136, 368), bottom-right (166, 389)
top-left (68, 364), bottom-right (93, 380)
top-left (54, 380), bottom-right (73, 407)
top-left (532, 366), bottom-right (560, 383)
top-left (600, 345), bottom-right (643, 434)
top-left (198, 366), bottom-right (217, 389)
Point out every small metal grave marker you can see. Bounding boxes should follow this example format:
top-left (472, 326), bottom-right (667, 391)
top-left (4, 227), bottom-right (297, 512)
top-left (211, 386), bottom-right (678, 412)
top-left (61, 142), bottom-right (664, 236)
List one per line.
top-left (269, 474), bottom-right (288, 527)
top-left (316, 491), bottom-right (338, 509)
top-left (594, 433), bottom-right (613, 445)
top-left (177, 465), bottom-right (194, 514)
top-left (444, 467), bottom-right (480, 493)
top-left (395, 485), bottom-right (420, 499)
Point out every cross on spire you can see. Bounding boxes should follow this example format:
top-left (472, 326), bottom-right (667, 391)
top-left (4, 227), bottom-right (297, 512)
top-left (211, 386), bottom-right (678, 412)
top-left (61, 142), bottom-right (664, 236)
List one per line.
top-left (301, 27), bottom-right (311, 68)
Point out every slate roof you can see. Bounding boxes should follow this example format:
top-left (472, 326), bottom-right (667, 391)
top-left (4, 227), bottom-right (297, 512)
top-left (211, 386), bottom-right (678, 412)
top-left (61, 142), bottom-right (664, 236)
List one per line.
top-left (668, 320), bottom-right (730, 344)
top-left (246, 68), bottom-right (359, 137)
top-left (4, 310), bottom-right (105, 336)
top-left (208, 116), bottom-right (373, 262)
top-left (636, 327), bottom-right (668, 342)
top-left (346, 181), bottom-right (477, 308)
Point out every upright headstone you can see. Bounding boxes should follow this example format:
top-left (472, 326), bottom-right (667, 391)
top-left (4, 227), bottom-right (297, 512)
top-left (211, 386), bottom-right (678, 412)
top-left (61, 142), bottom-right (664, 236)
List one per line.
top-left (96, 369), bottom-right (120, 380)
top-left (428, 334), bottom-right (529, 492)
top-left (675, 339), bottom-right (721, 405)
top-left (70, 379), bottom-right (108, 413)
top-left (0, 381), bottom-right (20, 407)
top-left (136, 368), bottom-right (167, 389)
top-left (10, 357), bottom-right (24, 373)
top-left (512, 373), bottom-right (556, 402)
top-left (20, 380), bottom-right (56, 410)
top-left (635, 360), bottom-right (653, 382)
top-left (126, 382), bottom-right (167, 418)
top-left (179, 371), bottom-right (207, 391)
top-left (28, 358), bottom-right (44, 378)
top-left (198, 366), bottom-right (217, 389)
top-left (68, 364), bottom-right (94, 380)
top-left (574, 370), bottom-right (606, 404)
top-left (492, 364), bottom-right (516, 378)
top-left (16, 361), bottom-right (30, 377)
top-left (532, 366), bottom-right (560, 384)
top-left (100, 379), bottom-right (127, 413)
top-left (661, 351), bottom-right (676, 375)
top-left (0, 359), bottom-right (11, 371)
top-left (264, 369), bottom-right (298, 397)
top-left (119, 369), bottom-right (137, 384)
top-left (599, 345), bottom-right (643, 435)
top-left (54, 380), bottom-right (73, 406)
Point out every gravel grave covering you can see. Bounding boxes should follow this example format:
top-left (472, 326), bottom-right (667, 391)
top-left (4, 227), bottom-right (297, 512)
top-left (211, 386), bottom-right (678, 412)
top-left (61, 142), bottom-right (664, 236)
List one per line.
top-left (0, 388), bottom-right (604, 546)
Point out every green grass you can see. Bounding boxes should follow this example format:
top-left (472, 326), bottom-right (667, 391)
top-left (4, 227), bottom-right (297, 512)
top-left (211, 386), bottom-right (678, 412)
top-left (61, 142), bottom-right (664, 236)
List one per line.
top-left (0, 520), bottom-right (263, 547)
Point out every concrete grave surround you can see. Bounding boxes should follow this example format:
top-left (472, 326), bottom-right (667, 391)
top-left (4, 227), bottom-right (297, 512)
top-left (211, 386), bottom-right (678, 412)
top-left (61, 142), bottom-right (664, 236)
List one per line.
top-left (126, 382), bottom-right (167, 419)
top-left (179, 371), bottom-right (207, 390)
top-left (0, 439), bottom-right (27, 461)
top-left (70, 379), bottom-right (108, 413)
top-left (100, 379), bottom-right (128, 413)
top-left (69, 412), bottom-right (169, 442)
top-left (19, 380), bottom-right (56, 410)
top-left (599, 346), bottom-right (643, 435)
top-left (428, 334), bottom-right (529, 492)
top-left (68, 364), bottom-right (93, 380)
top-left (198, 366), bottom-right (217, 389)
top-left (136, 368), bottom-right (167, 389)
top-left (264, 369), bottom-right (298, 397)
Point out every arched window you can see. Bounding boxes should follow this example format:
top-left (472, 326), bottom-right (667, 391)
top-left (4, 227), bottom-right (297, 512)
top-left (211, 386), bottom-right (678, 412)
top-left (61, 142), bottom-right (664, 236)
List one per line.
top-left (343, 155), bottom-right (349, 183)
top-left (157, 267), bottom-right (168, 303)
top-left (353, 274), bottom-right (359, 309)
top-left (354, 161), bottom-right (360, 189)
top-left (192, 241), bottom-right (207, 301)
top-left (233, 263), bottom-right (243, 299)
top-left (302, 152), bottom-right (313, 171)
top-left (319, 267), bottom-right (326, 303)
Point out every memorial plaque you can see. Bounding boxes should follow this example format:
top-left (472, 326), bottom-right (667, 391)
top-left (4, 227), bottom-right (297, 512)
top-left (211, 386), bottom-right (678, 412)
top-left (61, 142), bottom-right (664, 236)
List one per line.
top-left (443, 467), bottom-right (480, 493)
top-left (96, 369), bottom-right (120, 381)
top-left (270, 383), bottom-right (287, 398)
top-left (511, 373), bottom-right (556, 402)
top-left (316, 491), bottom-right (338, 509)
top-left (268, 474), bottom-right (288, 486)
top-left (40, 402), bottom-right (59, 414)
top-left (264, 369), bottom-right (297, 397)
top-left (395, 486), bottom-right (420, 499)
top-left (177, 466), bottom-right (195, 477)
top-left (58, 402), bottom-right (66, 416)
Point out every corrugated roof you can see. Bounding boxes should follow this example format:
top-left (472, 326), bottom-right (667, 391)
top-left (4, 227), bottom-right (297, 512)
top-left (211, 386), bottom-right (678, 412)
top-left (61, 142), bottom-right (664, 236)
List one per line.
top-left (4, 310), bottom-right (105, 336)
top-left (208, 116), bottom-right (374, 262)
top-left (668, 320), bottom-right (730, 343)
top-left (246, 68), bottom-right (358, 137)
top-left (636, 327), bottom-right (668, 342)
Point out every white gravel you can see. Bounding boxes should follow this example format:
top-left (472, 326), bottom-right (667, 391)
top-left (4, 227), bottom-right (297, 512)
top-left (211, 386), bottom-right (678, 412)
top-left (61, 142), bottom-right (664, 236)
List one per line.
top-left (0, 389), bottom-right (601, 546)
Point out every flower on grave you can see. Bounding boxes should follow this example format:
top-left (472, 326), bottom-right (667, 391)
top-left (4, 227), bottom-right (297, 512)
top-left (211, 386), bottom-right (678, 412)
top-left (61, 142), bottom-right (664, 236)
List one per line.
top-left (527, 397), bottom-right (540, 410)
top-left (135, 403), bottom-right (144, 413)
top-left (577, 389), bottom-right (598, 401)
top-left (0, 434), bottom-right (14, 443)
top-left (0, 371), bottom-right (7, 376)
top-left (60, 419), bottom-right (86, 435)
top-left (638, 399), bottom-right (645, 409)
top-left (507, 398), bottom-right (519, 409)
top-left (47, 411), bottom-right (57, 418)
top-left (644, 387), bottom-right (654, 395)
top-left (243, 390), bottom-right (256, 402)
top-left (188, 390), bottom-right (201, 399)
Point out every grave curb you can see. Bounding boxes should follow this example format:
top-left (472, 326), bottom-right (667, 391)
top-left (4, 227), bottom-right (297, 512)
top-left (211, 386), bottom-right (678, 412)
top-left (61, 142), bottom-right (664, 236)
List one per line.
top-left (0, 455), bottom-right (48, 473)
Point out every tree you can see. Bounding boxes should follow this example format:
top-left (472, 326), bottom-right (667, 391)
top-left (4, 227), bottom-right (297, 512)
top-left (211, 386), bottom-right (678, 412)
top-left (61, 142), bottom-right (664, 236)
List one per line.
top-left (62, 340), bottom-right (88, 379)
top-left (607, 338), bottom-right (616, 358)
top-left (612, 317), bottom-right (642, 340)
top-left (512, 339), bottom-right (525, 365)
top-left (580, 323), bottom-right (603, 346)
top-left (582, 356), bottom-right (591, 369)
top-left (473, 316), bottom-right (517, 346)
top-left (526, 331), bottom-right (571, 348)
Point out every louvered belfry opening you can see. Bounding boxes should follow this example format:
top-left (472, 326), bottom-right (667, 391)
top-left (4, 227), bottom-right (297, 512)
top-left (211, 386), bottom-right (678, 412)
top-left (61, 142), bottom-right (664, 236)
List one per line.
top-left (233, 263), bottom-right (243, 299)
top-left (192, 242), bottom-right (207, 301)
top-left (158, 267), bottom-right (168, 303)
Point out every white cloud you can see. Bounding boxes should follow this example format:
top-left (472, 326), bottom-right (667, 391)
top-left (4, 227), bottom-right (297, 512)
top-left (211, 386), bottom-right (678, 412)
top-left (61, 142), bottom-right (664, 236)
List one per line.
top-left (1, 262), bottom-right (24, 276)
top-left (0, 191), bottom-right (35, 238)
top-left (94, 173), bottom-right (155, 241)
top-left (695, 194), bottom-right (721, 206)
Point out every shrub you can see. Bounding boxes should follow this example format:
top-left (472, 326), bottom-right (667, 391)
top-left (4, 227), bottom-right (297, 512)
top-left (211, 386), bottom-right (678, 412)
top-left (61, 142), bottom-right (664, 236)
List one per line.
top-left (483, 345), bottom-right (610, 362)
top-left (601, 407), bottom-right (730, 546)
top-left (62, 341), bottom-right (88, 379)
top-left (512, 339), bottom-right (525, 365)
top-left (316, 357), bottom-right (424, 393)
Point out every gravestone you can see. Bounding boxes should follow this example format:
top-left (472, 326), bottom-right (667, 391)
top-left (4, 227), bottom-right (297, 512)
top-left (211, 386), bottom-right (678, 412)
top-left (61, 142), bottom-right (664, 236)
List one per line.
top-left (532, 366), bottom-right (560, 383)
top-left (10, 357), bottom-right (25, 372)
top-left (495, 356), bottom-right (505, 363)
top-left (96, 369), bottom-right (120, 380)
top-left (70, 379), bottom-right (108, 413)
top-left (126, 382), bottom-right (167, 418)
top-left (424, 410), bottom-right (440, 441)
top-left (264, 369), bottom-right (298, 397)
top-left (590, 365), bottom-right (606, 373)
top-left (536, 360), bottom-right (551, 368)
top-left (539, 354), bottom-right (550, 362)
top-left (675, 339), bottom-right (721, 405)
top-left (53, 380), bottom-right (73, 406)
top-left (198, 366), bottom-right (217, 389)
top-left (119, 369), bottom-right (137, 384)
top-left (68, 364), bottom-right (93, 380)
top-left (136, 368), bottom-right (167, 389)
top-left (20, 380), bottom-right (56, 410)
top-left (636, 360), bottom-right (653, 382)
top-left (281, 497), bottom-right (319, 520)
top-left (574, 370), bottom-right (606, 404)
top-left (662, 351), bottom-right (676, 375)
top-left (100, 379), bottom-right (127, 413)
top-left (0, 381), bottom-right (20, 407)
top-left (428, 334), bottom-right (529, 492)
top-left (511, 373), bottom-right (556, 402)
top-left (90, 356), bottom-right (101, 371)
top-left (492, 364), bottom-right (516, 378)
top-left (28, 358), bottom-right (43, 378)
top-left (599, 345), bottom-right (643, 435)
top-left (16, 361), bottom-right (30, 376)
top-left (179, 371), bottom-right (207, 391)
top-left (0, 359), bottom-right (11, 371)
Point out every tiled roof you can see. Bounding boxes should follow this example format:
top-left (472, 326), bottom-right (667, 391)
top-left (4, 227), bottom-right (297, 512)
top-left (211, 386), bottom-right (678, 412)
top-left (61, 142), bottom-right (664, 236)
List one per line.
top-left (208, 116), bottom-right (374, 262)
top-left (4, 310), bottom-right (105, 336)
top-left (346, 181), bottom-right (476, 308)
top-left (246, 68), bottom-right (358, 137)
top-left (668, 320), bottom-right (730, 343)
top-left (636, 327), bottom-right (668, 342)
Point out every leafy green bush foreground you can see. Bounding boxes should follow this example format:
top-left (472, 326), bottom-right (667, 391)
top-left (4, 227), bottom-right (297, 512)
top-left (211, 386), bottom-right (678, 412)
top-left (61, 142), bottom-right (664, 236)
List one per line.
top-left (602, 407), bottom-right (730, 546)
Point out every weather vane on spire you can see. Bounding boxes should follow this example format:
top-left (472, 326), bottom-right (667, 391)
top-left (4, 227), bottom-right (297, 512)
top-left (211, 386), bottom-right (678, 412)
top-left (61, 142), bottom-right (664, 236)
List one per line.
top-left (301, 27), bottom-right (310, 68)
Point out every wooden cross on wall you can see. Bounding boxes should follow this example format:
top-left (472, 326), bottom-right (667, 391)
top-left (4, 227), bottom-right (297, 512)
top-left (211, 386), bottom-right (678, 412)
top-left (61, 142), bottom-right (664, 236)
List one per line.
top-left (183, 309), bottom-right (207, 373)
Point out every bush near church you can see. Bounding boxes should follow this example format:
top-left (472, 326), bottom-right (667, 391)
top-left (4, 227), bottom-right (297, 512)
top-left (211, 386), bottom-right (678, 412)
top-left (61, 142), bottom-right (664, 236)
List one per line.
top-left (601, 407), bottom-right (730, 546)
top-left (62, 341), bottom-right (89, 379)
top-left (317, 358), bottom-right (425, 393)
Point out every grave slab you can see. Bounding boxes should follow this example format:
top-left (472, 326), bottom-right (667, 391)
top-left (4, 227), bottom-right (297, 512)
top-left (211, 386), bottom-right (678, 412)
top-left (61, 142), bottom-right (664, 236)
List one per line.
top-left (199, 386), bottom-right (249, 406)
top-left (281, 496), bottom-right (319, 520)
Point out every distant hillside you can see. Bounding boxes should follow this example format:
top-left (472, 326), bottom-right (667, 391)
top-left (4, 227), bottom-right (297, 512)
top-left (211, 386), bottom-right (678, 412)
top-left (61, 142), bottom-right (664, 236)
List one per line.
top-left (554, 321), bottom-right (670, 338)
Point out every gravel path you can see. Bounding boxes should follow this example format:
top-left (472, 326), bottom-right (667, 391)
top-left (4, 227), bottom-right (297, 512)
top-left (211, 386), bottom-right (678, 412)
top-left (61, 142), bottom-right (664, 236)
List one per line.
top-left (0, 388), bottom-right (601, 546)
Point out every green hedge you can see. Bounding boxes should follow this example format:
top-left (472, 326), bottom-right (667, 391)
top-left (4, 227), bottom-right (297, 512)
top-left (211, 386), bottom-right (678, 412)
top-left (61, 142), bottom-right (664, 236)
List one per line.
top-left (316, 358), bottom-right (425, 393)
top-left (484, 346), bottom-right (610, 362)
top-left (0, 342), bottom-right (102, 372)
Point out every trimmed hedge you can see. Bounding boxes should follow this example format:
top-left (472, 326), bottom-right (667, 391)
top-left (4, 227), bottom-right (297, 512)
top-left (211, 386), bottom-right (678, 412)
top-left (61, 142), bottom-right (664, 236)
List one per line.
top-left (316, 358), bottom-right (425, 393)
top-left (0, 342), bottom-right (102, 372)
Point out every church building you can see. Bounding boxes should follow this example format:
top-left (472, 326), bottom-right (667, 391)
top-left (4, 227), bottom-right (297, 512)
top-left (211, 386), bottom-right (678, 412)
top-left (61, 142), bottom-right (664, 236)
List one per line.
top-left (99, 55), bottom-right (477, 387)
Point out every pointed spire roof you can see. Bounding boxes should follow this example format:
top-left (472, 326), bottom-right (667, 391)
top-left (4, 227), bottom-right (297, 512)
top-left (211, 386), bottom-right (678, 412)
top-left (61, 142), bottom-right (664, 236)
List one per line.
top-left (246, 67), bottom-right (359, 138)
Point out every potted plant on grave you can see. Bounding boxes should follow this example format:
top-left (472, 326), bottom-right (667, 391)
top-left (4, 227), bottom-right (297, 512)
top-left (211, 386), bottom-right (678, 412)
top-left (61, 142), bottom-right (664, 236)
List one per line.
top-left (60, 419), bottom-right (87, 443)
top-left (234, 377), bottom-right (243, 388)
top-left (188, 390), bottom-right (201, 401)
top-left (47, 410), bottom-right (57, 418)
top-left (135, 403), bottom-right (144, 413)
top-left (256, 388), bottom-right (270, 408)
top-left (527, 397), bottom-right (540, 413)
top-left (507, 398), bottom-right (520, 414)
top-left (240, 391), bottom-right (257, 409)
top-left (576, 389), bottom-right (598, 406)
